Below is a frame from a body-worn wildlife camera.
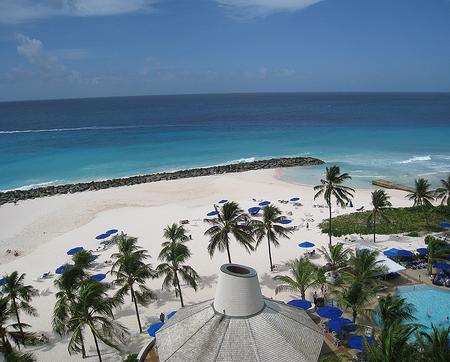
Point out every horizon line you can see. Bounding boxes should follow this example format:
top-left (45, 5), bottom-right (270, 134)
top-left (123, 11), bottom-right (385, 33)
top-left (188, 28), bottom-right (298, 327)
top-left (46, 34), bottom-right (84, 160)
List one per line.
top-left (2, 90), bottom-right (450, 104)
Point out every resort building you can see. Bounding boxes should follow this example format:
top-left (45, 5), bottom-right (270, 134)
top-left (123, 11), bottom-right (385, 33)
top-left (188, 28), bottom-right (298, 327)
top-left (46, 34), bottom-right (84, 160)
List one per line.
top-left (138, 263), bottom-right (324, 361)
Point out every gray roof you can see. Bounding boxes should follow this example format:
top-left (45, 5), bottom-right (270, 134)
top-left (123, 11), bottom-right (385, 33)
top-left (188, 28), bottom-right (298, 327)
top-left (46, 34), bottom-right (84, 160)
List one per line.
top-left (156, 298), bottom-right (324, 362)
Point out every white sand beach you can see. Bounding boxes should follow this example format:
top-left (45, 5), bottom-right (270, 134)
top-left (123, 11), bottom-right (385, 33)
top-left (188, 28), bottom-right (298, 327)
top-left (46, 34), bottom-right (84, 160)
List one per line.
top-left (0, 169), bottom-right (428, 361)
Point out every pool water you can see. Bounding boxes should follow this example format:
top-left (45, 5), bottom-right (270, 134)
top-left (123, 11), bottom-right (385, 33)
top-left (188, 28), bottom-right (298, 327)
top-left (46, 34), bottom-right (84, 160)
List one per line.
top-left (396, 284), bottom-right (450, 333)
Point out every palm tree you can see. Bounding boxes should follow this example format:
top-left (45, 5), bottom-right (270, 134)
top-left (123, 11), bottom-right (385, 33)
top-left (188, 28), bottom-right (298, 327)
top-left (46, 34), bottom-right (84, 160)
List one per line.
top-left (273, 257), bottom-right (325, 300)
top-left (334, 279), bottom-right (374, 323)
top-left (416, 325), bottom-right (450, 362)
top-left (406, 178), bottom-right (435, 225)
top-left (67, 280), bottom-right (127, 362)
top-left (1, 272), bottom-right (38, 343)
top-left (53, 266), bottom-right (88, 358)
top-left (0, 297), bottom-right (35, 361)
top-left (250, 205), bottom-right (293, 271)
top-left (343, 248), bottom-right (387, 287)
top-left (318, 242), bottom-right (352, 277)
top-left (314, 165), bottom-right (354, 245)
top-left (72, 250), bottom-right (96, 269)
top-left (424, 236), bottom-right (450, 275)
top-left (367, 189), bottom-right (392, 243)
top-left (377, 294), bottom-right (415, 329)
top-left (156, 225), bottom-right (200, 307)
top-left (111, 237), bottom-right (155, 333)
top-left (204, 201), bottom-right (254, 263)
top-left (364, 321), bottom-right (419, 362)
top-left (435, 174), bottom-right (450, 206)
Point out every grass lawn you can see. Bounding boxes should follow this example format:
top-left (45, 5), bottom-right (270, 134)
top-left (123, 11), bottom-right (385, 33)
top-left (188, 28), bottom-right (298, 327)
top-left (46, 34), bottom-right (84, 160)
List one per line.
top-left (319, 206), bottom-right (450, 236)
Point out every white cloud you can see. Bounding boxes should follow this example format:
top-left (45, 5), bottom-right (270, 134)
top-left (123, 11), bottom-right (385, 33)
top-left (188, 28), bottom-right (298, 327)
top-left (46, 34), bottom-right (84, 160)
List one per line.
top-left (216, 0), bottom-right (323, 17)
top-left (13, 33), bottom-right (95, 85)
top-left (0, 0), bottom-right (157, 24)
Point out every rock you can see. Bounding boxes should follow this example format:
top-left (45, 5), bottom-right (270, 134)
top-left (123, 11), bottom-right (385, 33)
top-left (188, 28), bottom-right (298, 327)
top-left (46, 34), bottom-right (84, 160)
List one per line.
top-left (0, 156), bottom-right (324, 205)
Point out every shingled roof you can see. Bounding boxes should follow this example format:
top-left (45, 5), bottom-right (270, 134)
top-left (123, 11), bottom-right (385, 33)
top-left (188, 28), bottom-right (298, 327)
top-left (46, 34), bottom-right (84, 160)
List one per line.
top-left (155, 264), bottom-right (324, 362)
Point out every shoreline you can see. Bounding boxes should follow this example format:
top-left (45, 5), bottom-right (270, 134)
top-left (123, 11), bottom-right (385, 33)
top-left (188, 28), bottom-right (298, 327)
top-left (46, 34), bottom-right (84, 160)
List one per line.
top-left (0, 156), bottom-right (323, 205)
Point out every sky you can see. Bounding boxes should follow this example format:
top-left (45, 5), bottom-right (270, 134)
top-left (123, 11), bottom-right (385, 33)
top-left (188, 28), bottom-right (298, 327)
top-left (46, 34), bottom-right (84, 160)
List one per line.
top-left (0, 0), bottom-right (449, 101)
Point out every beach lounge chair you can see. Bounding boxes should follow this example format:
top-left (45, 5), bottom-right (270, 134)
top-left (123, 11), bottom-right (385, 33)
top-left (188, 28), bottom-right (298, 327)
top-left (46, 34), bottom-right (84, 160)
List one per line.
top-left (356, 206), bottom-right (364, 211)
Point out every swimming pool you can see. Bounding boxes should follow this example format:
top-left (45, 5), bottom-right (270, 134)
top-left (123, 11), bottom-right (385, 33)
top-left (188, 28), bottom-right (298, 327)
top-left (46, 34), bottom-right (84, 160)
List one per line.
top-left (396, 284), bottom-right (450, 333)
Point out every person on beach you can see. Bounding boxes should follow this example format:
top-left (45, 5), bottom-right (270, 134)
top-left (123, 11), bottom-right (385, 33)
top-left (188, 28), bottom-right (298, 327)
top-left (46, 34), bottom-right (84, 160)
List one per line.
top-left (160, 313), bottom-right (165, 323)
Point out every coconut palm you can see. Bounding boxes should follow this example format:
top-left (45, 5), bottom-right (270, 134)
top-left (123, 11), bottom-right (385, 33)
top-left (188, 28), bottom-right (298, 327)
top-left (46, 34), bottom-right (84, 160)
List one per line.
top-left (204, 201), bottom-right (254, 263)
top-left (364, 321), bottom-right (419, 362)
top-left (435, 174), bottom-right (450, 206)
top-left (156, 227), bottom-right (199, 307)
top-left (406, 178), bottom-right (435, 225)
top-left (367, 189), bottom-right (392, 243)
top-left (111, 240), bottom-right (155, 333)
top-left (334, 279), bottom-right (374, 323)
top-left (424, 236), bottom-right (450, 275)
top-left (1, 272), bottom-right (38, 343)
top-left (72, 250), bottom-right (96, 269)
top-left (318, 242), bottom-right (352, 276)
top-left (314, 165), bottom-right (354, 246)
top-left (416, 325), bottom-right (450, 362)
top-left (250, 205), bottom-right (293, 271)
top-left (342, 248), bottom-right (387, 287)
top-left (67, 280), bottom-right (127, 362)
top-left (376, 294), bottom-right (416, 329)
top-left (273, 257), bottom-right (325, 300)
top-left (53, 266), bottom-right (88, 358)
top-left (0, 297), bottom-right (36, 361)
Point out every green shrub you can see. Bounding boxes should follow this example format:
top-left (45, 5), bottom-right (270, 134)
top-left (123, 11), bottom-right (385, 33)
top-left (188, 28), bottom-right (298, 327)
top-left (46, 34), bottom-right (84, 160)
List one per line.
top-left (319, 206), bottom-right (450, 236)
top-left (406, 231), bottom-right (419, 237)
top-left (124, 354), bottom-right (138, 362)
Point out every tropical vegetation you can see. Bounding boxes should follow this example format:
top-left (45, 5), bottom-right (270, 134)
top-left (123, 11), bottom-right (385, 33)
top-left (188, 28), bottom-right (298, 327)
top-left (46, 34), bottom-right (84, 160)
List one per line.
top-left (273, 257), bottom-right (325, 300)
top-left (435, 174), bottom-right (450, 206)
top-left (204, 201), bottom-right (254, 263)
top-left (314, 165), bottom-right (354, 245)
top-left (156, 224), bottom-right (200, 307)
top-left (367, 189), bottom-right (392, 243)
top-left (250, 205), bottom-right (293, 271)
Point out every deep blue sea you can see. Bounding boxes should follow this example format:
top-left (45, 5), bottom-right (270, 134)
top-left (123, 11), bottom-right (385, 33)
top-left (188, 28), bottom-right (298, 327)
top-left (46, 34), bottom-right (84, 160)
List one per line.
top-left (1, 93), bottom-right (449, 191)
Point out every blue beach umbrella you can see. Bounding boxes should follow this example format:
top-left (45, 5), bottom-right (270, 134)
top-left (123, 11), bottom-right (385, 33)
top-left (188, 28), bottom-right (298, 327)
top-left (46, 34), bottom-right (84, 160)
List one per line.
top-left (167, 311), bottom-right (177, 319)
top-left (383, 248), bottom-right (400, 257)
top-left (67, 247), bottom-right (84, 255)
top-left (416, 248), bottom-right (428, 255)
top-left (327, 318), bottom-right (355, 333)
top-left (433, 262), bottom-right (450, 271)
top-left (259, 201), bottom-right (271, 206)
top-left (397, 249), bottom-right (414, 257)
top-left (106, 229), bottom-right (118, 235)
top-left (218, 199), bottom-right (228, 204)
top-left (298, 241), bottom-right (315, 248)
top-left (347, 335), bottom-right (375, 351)
top-left (248, 207), bottom-right (261, 214)
top-left (278, 219), bottom-right (293, 225)
top-left (316, 306), bottom-right (343, 319)
top-left (91, 273), bottom-right (106, 282)
top-left (290, 197), bottom-right (300, 202)
top-left (287, 299), bottom-right (312, 310)
top-left (55, 264), bottom-right (74, 274)
top-left (0, 278), bottom-right (5, 286)
top-left (439, 222), bottom-right (450, 228)
top-left (147, 321), bottom-right (165, 337)
top-left (207, 210), bottom-right (219, 217)
top-left (95, 233), bottom-right (109, 240)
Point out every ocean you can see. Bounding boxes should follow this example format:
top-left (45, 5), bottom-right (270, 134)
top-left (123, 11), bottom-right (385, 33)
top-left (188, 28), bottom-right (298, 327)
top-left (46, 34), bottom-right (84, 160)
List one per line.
top-left (1, 93), bottom-right (449, 191)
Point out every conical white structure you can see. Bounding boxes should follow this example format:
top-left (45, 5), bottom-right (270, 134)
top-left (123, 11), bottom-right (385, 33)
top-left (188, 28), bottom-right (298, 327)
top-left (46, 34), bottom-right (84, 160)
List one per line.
top-left (155, 263), bottom-right (324, 362)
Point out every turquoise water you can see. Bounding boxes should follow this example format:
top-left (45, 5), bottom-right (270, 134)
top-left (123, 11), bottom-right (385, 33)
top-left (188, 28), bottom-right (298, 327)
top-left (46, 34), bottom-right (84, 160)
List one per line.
top-left (396, 284), bottom-right (450, 333)
top-left (1, 93), bottom-right (449, 190)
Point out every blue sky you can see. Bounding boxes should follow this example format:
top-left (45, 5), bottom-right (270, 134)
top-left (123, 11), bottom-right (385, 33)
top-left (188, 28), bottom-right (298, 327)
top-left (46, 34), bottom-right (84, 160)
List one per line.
top-left (0, 0), bottom-right (449, 101)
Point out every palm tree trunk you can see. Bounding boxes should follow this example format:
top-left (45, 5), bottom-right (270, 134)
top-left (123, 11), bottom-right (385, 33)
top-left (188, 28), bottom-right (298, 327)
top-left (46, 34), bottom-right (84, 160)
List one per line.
top-left (12, 299), bottom-right (24, 344)
top-left (174, 271), bottom-right (184, 308)
top-left (373, 211), bottom-right (377, 243)
top-left (267, 236), bottom-right (273, 271)
top-left (130, 285), bottom-right (142, 333)
top-left (352, 310), bottom-right (357, 323)
top-left (225, 241), bottom-right (232, 264)
top-left (80, 332), bottom-right (86, 359)
top-left (90, 326), bottom-right (102, 362)
top-left (301, 287), bottom-right (306, 300)
top-left (328, 202), bottom-right (332, 246)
